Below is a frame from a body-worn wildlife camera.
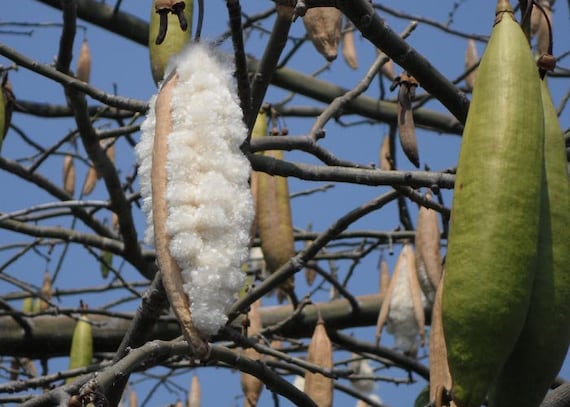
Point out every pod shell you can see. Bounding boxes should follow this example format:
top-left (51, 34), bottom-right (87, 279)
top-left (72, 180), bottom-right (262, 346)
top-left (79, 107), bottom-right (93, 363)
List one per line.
top-left (488, 80), bottom-right (570, 407)
top-left (149, 0), bottom-right (193, 85)
top-left (442, 10), bottom-right (544, 407)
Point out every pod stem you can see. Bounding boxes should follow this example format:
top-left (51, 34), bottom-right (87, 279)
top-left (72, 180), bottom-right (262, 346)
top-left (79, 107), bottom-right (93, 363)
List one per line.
top-left (532, 0), bottom-right (555, 78)
top-left (494, 0), bottom-right (516, 26)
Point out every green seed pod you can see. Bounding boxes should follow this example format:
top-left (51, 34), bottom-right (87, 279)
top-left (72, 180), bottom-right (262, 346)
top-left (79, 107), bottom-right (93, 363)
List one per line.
top-left (487, 80), bottom-right (570, 407)
top-left (254, 111), bottom-right (295, 300)
top-left (100, 250), bottom-right (113, 279)
top-left (442, 2), bottom-right (544, 406)
top-left (66, 316), bottom-right (93, 383)
top-left (149, 0), bottom-right (193, 85)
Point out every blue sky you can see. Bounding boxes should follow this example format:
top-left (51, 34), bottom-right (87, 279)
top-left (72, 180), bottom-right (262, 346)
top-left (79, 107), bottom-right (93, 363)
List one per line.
top-left (1, 1), bottom-right (569, 406)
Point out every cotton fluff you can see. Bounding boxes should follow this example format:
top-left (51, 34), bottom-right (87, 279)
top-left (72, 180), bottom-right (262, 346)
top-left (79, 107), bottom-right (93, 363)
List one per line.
top-left (135, 43), bottom-right (254, 336)
top-left (386, 246), bottom-right (421, 355)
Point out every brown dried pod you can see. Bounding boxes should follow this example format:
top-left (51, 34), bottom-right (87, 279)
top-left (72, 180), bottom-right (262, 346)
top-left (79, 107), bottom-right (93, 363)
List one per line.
top-left (377, 50), bottom-right (396, 81)
top-left (241, 299), bottom-right (264, 407)
top-left (304, 316), bottom-right (333, 407)
top-left (255, 149), bottom-right (295, 300)
top-left (379, 134), bottom-right (392, 171)
top-left (464, 39), bottom-right (479, 91)
top-left (530, 1), bottom-right (542, 37)
top-left (429, 271), bottom-right (455, 407)
top-left (341, 21), bottom-right (358, 69)
top-left (76, 39), bottom-right (91, 83)
top-left (129, 388), bottom-right (137, 407)
top-left (396, 73), bottom-right (420, 168)
top-left (151, 73), bottom-right (209, 358)
top-left (188, 375), bottom-right (201, 407)
top-left (378, 258), bottom-right (390, 298)
top-left (535, 0), bottom-right (552, 56)
top-left (414, 191), bottom-right (442, 305)
top-left (303, 7), bottom-right (343, 62)
top-left (63, 153), bottom-right (76, 196)
top-left (81, 166), bottom-right (98, 196)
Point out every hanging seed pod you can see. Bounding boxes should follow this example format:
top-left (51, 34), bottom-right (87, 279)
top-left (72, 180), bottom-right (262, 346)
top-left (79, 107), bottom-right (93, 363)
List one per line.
top-left (341, 20), bottom-right (358, 70)
top-left (535, 0), bottom-right (552, 56)
top-left (379, 56), bottom-right (396, 82)
top-left (129, 388), bottom-right (137, 407)
top-left (249, 109), bottom-right (268, 240)
top-left (487, 80), bottom-right (570, 407)
top-left (304, 224), bottom-right (318, 286)
top-left (414, 191), bottom-right (442, 306)
top-left (442, 2), bottom-right (544, 406)
top-left (66, 313), bottom-right (93, 383)
top-left (255, 139), bottom-right (295, 300)
top-left (429, 271), bottom-right (453, 405)
top-left (376, 243), bottom-right (424, 356)
top-left (0, 74), bottom-right (14, 152)
top-left (100, 250), bottom-right (113, 279)
top-left (76, 39), bottom-right (91, 83)
top-left (149, 0), bottom-right (193, 85)
top-left (188, 374), bottom-right (201, 407)
top-left (303, 6), bottom-right (343, 62)
top-left (135, 44), bottom-right (254, 350)
top-left (81, 166), bottom-right (98, 195)
top-left (464, 39), bottom-right (479, 91)
top-left (37, 271), bottom-right (52, 311)
top-left (304, 316), bottom-right (333, 407)
top-left (378, 258), bottom-right (389, 298)
top-left (396, 73), bottom-right (420, 168)
top-left (63, 153), bottom-right (76, 196)
top-left (379, 135), bottom-right (392, 171)
top-left (241, 299), bottom-right (264, 407)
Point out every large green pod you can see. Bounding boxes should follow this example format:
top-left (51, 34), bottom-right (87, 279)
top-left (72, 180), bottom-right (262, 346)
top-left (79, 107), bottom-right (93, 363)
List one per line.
top-left (441, 2), bottom-right (544, 407)
top-left (149, 0), bottom-right (193, 85)
top-left (488, 80), bottom-right (570, 407)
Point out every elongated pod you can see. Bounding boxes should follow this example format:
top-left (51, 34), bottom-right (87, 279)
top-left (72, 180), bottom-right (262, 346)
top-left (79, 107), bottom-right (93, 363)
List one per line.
top-left (66, 315), bottom-right (93, 383)
top-left (442, 2), bottom-right (544, 406)
top-left (137, 44), bottom-right (254, 351)
top-left (149, 0), bottom-right (193, 85)
top-left (488, 80), bottom-right (570, 407)
top-left (255, 128), bottom-right (295, 299)
top-left (303, 7), bottom-right (342, 62)
top-left (304, 317), bottom-right (333, 407)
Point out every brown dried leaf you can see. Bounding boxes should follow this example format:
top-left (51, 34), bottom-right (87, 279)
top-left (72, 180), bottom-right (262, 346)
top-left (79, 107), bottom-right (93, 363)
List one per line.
top-left (76, 39), bottom-right (91, 83)
top-left (415, 191), bottom-right (443, 304)
top-left (304, 317), bottom-right (333, 407)
top-left (63, 153), bottom-right (76, 196)
top-left (379, 134), bottom-right (392, 171)
top-left (341, 22), bottom-right (358, 69)
top-left (303, 7), bottom-right (343, 62)
top-left (464, 39), bottom-right (479, 91)
top-left (188, 375), bottom-right (201, 407)
top-left (152, 73), bottom-right (208, 358)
